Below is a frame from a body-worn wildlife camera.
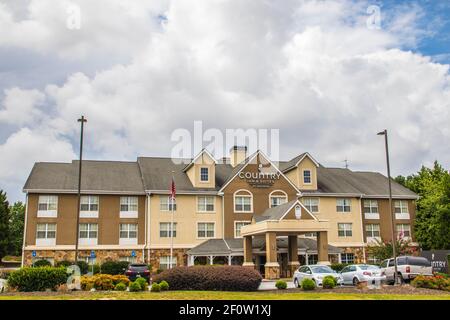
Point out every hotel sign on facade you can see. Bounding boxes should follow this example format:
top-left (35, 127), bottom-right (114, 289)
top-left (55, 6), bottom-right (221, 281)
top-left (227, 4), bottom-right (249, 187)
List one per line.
top-left (238, 164), bottom-right (282, 188)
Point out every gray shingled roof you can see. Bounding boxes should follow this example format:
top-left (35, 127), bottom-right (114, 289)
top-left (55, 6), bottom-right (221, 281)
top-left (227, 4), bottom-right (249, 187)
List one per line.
top-left (187, 237), bottom-right (343, 255)
top-left (257, 200), bottom-right (298, 221)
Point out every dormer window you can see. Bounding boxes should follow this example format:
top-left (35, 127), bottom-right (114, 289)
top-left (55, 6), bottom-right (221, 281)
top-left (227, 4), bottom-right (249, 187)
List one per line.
top-left (303, 170), bottom-right (312, 184)
top-left (200, 167), bottom-right (209, 182)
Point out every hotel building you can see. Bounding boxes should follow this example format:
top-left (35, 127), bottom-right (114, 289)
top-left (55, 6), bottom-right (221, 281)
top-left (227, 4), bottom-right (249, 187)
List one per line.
top-left (22, 147), bottom-right (418, 279)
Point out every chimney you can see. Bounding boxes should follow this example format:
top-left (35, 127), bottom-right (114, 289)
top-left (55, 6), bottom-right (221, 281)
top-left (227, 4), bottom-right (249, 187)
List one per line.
top-left (230, 146), bottom-right (247, 167)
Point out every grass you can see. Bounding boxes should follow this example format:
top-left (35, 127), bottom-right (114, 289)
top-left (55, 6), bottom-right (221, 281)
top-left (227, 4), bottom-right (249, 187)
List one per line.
top-left (0, 290), bottom-right (449, 300)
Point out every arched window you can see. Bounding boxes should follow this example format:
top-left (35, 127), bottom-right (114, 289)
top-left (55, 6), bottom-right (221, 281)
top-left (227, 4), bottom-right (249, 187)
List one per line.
top-left (269, 190), bottom-right (288, 208)
top-left (233, 189), bottom-right (253, 213)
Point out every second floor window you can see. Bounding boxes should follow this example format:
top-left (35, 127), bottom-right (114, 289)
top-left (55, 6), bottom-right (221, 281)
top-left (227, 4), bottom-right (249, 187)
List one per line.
top-left (365, 224), bottom-right (380, 238)
top-left (200, 167), bottom-right (209, 182)
top-left (394, 201), bottom-right (409, 214)
top-left (120, 197), bottom-right (138, 212)
top-left (197, 222), bottom-right (215, 238)
top-left (38, 195), bottom-right (58, 211)
top-left (303, 170), bottom-right (312, 184)
top-left (79, 223), bottom-right (98, 239)
top-left (234, 190), bottom-right (252, 212)
top-left (80, 196), bottom-right (99, 212)
top-left (197, 196), bottom-right (215, 212)
top-left (338, 223), bottom-right (353, 237)
top-left (160, 222), bottom-right (177, 238)
top-left (336, 199), bottom-right (351, 212)
top-left (303, 198), bottom-right (319, 213)
top-left (363, 200), bottom-right (378, 214)
top-left (36, 223), bottom-right (56, 239)
top-left (234, 221), bottom-right (251, 238)
top-left (160, 196), bottom-right (177, 211)
top-left (396, 224), bottom-right (411, 238)
top-left (119, 224), bottom-right (137, 239)
top-left (270, 194), bottom-right (287, 208)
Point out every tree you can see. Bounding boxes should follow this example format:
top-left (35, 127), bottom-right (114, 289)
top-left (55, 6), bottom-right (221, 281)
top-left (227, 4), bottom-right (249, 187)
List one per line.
top-left (8, 201), bottom-right (25, 256)
top-left (0, 190), bottom-right (10, 261)
top-left (367, 238), bottom-right (417, 261)
top-left (395, 161), bottom-right (450, 250)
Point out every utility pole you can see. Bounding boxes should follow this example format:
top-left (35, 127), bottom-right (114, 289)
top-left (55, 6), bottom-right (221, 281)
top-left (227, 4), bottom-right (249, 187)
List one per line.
top-left (377, 129), bottom-right (399, 285)
top-left (75, 116), bottom-right (87, 263)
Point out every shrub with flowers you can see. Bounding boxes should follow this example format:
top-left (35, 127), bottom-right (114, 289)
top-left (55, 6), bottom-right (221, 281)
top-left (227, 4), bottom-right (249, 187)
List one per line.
top-left (411, 275), bottom-right (450, 292)
top-left (80, 274), bottom-right (130, 291)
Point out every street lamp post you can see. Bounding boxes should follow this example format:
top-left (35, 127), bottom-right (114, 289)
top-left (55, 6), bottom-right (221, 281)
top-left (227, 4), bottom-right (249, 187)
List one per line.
top-left (75, 116), bottom-right (87, 263)
top-left (377, 129), bottom-right (399, 285)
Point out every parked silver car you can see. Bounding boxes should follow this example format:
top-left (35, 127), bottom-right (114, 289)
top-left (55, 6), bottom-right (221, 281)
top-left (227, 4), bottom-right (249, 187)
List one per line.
top-left (293, 265), bottom-right (343, 288)
top-left (340, 264), bottom-right (386, 285)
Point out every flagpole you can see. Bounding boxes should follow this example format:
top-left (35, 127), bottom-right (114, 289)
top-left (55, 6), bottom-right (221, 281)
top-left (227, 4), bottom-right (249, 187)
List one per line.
top-left (170, 171), bottom-right (175, 269)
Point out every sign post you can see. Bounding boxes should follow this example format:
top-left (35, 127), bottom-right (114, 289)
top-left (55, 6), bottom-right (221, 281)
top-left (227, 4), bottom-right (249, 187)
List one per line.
top-left (32, 250), bottom-right (36, 267)
top-left (90, 250), bottom-right (96, 274)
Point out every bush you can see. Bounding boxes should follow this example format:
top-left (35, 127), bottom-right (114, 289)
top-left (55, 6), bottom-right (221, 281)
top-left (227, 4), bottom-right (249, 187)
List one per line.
top-left (322, 276), bottom-right (336, 289)
top-left (100, 260), bottom-right (130, 275)
top-left (115, 282), bottom-right (127, 291)
top-left (80, 274), bottom-right (130, 291)
top-left (153, 266), bottom-right (262, 291)
top-left (33, 259), bottom-right (52, 267)
top-left (275, 280), bottom-right (287, 290)
top-left (411, 275), bottom-right (450, 292)
top-left (129, 281), bottom-right (141, 292)
top-left (301, 278), bottom-right (316, 291)
top-left (159, 280), bottom-right (169, 291)
top-left (151, 283), bottom-right (161, 292)
top-left (330, 263), bottom-right (349, 272)
top-left (8, 267), bottom-right (68, 292)
top-left (135, 277), bottom-right (148, 291)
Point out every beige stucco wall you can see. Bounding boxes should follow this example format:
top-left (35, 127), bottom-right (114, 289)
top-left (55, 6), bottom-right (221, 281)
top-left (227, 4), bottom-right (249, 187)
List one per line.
top-left (148, 194), bottom-right (223, 248)
top-left (301, 196), bottom-right (364, 247)
top-left (285, 156), bottom-right (317, 190)
top-left (185, 152), bottom-right (216, 188)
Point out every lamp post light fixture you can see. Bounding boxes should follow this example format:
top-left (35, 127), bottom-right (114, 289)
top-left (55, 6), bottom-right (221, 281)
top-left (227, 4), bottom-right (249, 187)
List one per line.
top-left (377, 129), bottom-right (399, 285)
top-left (75, 115), bottom-right (87, 263)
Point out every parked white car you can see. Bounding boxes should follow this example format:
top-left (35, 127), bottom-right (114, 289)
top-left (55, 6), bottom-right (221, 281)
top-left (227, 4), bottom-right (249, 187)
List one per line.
top-left (380, 256), bottom-right (433, 284)
top-left (293, 265), bottom-right (343, 288)
top-left (340, 264), bottom-right (386, 285)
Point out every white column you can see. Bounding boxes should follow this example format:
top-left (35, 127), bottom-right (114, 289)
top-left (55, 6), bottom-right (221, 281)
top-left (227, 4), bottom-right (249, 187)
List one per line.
top-left (209, 255), bottom-right (214, 265)
top-left (228, 255), bottom-right (232, 265)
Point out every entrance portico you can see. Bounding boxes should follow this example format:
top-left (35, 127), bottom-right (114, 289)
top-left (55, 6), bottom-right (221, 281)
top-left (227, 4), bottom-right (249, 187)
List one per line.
top-left (241, 200), bottom-right (331, 279)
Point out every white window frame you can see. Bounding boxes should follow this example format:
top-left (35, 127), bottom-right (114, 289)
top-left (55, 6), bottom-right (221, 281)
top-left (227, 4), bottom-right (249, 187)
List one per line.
top-left (336, 198), bottom-right (351, 213)
top-left (341, 253), bottom-right (355, 264)
top-left (36, 223), bottom-right (56, 246)
top-left (269, 190), bottom-right (288, 208)
top-left (119, 223), bottom-right (138, 245)
top-left (396, 224), bottom-right (411, 240)
top-left (303, 169), bottom-right (312, 184)
top-left (234, 221), bottom-right (251, 238)
top-left (394, 200), bottom-right (410, 219)
top-left (160, 256), bottom-right (177, 270)
top-left (159, 222), bottom-right (177, 238)
top-left (197, 222), bottom-right (215, 239)
top-left (120, 196), bottom-right (138, 218)
top-left (365, 223), bottom-right (381, 243)
top-left (197, 196), bottom-right (215, 213)
top-left (199, 167), bottom-right (209, 182)
top-left (37, 195), bottom-right (58, 218)
top-left (302, 197), bottom-right (319, 213)
top-left (160, 196), bottom-right (177, 211)
top-left (363, 200), bottom-right (379, 219)
top-left (80, 195), bottom-right (99, 218)
top-left (233, 189), bottom-right (253, 213)
top-left (78, 223), bottom-right (98, 245)
top-left (338, 223), bottom-right (353, 237)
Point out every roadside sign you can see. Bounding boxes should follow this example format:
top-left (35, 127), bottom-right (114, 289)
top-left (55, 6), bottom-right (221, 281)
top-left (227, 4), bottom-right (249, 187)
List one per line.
top-left (131, 250), bottom-right (136, 257)
top-left (32, 250), bottom-right (36, 257)
top-left (90, 250), bottom-right (96, 259)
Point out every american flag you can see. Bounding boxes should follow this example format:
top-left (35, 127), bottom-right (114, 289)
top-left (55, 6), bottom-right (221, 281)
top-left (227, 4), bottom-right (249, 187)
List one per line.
top-left (170, 177), bottom-right (176, 201)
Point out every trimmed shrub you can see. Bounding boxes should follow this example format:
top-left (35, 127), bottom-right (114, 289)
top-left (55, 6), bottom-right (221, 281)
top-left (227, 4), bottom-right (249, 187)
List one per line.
top-left (301, 278), bottom-right (316, 291)
top-left (115, 282), bottom-right (127, 291)
top-left (100, 260), bottom-right (130, 275)
top-left (80, 274), bottom-right (130, 291)
top-left (129, 281), bottom-right (141, 292)
top-left (322, 276), bottom-right (336, 289)
top-left (33, 259), bottom-right (52, 267)
top-left (8, 267), bottom-right (68, 292)
top-left (159, 280), bottom-right (169, 291)
top-left (411, 275), bottom-right (450, 292)
top-left (153, 266), bottom-right (262, 291)
top-left (330, 263), bottom-right (349, 272)
top-left (151, 283), bottom-right (161, 292)
top-left (135, 277), bottom-right (148, 291)
top-left (275, 280), bottom-right (287, 290)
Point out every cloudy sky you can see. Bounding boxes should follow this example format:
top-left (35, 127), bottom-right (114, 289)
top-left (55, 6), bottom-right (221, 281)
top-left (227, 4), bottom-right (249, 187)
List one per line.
top-left (0, 0), bottom-right (449, 202)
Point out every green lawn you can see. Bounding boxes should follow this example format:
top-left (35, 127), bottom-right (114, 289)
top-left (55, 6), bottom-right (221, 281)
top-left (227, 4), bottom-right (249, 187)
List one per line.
top-left (1, 290), bottom-right (449, 300)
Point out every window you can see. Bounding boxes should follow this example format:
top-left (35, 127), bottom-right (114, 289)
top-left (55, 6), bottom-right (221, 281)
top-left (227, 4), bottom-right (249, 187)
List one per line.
top-left (303, 198), bottom-right (319, 213)
top-left (363, 200), bottom-right (378, 214)
top-left (336, 199), bottom-right (351, 212)
top-left (234, 221), bottom-right (251, 238)
top-left (79, 224), bottom-right (98, 239)
top-left (160, 256), bottom-right (177, 270)
top-left (37, 195), bottom-right (58, 217)
top-left (234, 190), bottom-right (252, 212)
top-left (160, 196), bottom-right (177, 211)
top-left (365, 224), bottom-right (380, 238)
top-left (119, 223), bottom-right (138, 245)
top-left (120, 197), bottom-right (138, 218)
top-left (36, 223), bottom-right (56, 239)
top-left (396, 224), bottom-right (411, 239)
top-left (394, 200), bottom-right (410, 219)
top-left (200, 167), bottom-right (209, 182)
top-left (367, 255), bottom-right (380, 265)
top-left (197, 222), bottom-right (215, 238)
top-left (80, 196), bottom-right (99, 218)
top-left (303, 170), bottom-right (312, 184)
top-left (159, 223), bottom-right (177, 238)
top-left (270, 194), bottom-right (287, 208)
top-left (303, 232), bottom-right (316, 238)
top-left (338, 223), bottom-right (352, 237)
top-left (341, 253), bottom-right (354, 264)
top-left (197, 196), bottom-right (215, 212)
top-left (307, 255), bottom-right (318, 265)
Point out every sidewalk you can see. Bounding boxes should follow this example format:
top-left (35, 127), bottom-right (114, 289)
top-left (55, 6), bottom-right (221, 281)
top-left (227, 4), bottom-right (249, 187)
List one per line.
top-left (258, 280), bottom-right (295, 291)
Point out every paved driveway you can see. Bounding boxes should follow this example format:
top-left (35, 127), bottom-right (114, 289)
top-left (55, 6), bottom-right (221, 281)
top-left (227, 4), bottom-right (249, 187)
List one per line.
top-left (258, 280), bottom-right (296, 290)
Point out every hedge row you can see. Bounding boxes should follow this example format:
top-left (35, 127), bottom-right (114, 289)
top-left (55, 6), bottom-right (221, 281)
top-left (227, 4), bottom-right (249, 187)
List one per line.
top-left (411, 275), bottom-right (450, 292)
top-left (8, 267), bottom-right (68, 292)
top-left (153, 266), bottom-right (262, 291)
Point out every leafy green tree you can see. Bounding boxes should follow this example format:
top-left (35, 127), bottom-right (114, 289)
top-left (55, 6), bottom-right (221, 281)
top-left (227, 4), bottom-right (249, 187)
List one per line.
top-left (0, 190), bottom-right (10, 261)
top-left (395, 161), bottom-right (450, 250)
top-left (8, 201), bottom-right (25, 256)
top-left (367, 238), bottom-right (417, 261)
